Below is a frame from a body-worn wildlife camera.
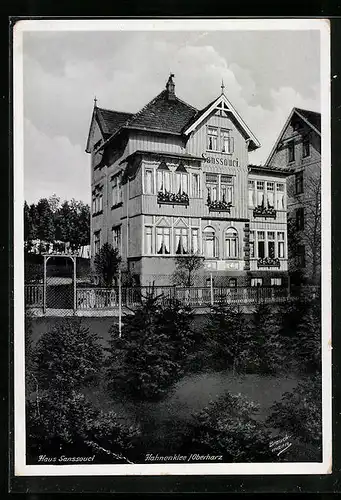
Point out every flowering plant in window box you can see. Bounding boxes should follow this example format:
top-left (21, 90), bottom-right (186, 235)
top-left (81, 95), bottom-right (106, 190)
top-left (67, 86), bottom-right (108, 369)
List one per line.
top-left (253, 203), bottom-right (276, 219)
top-left (257, 257), bottom-right (280, 268)
top-left (157, 190), bottom-right (189, 206)
top-left (207, 196), bottom-right (232, 213)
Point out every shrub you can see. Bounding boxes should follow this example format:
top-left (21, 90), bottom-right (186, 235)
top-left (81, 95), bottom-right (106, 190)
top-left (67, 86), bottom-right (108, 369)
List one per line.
top-left (267, 375), bottom-right (322, 460)
top-left (26, 390), bottom-right (141, 462)
top-left (106, 291), bottom-right (195, 401)
top-left (294, 301), bottom-right (321, 373)
top-left (248, 303), bottom-right (287, 374)
top-left (182, 392), bottom-right (276, 462)
top-left (35, 318), bottom-right (103, 393)
top-left (205, 303), bottom-right (251, 372)
top-left (94, 243), bottom-right (121, 287)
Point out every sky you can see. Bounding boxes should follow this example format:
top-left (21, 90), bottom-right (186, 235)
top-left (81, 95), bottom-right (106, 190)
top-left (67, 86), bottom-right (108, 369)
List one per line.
top-left (23, 29), bottom-right (321, 204)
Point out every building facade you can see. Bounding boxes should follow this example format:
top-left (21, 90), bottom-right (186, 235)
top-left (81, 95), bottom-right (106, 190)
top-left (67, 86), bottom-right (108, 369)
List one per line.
top-left (86, 75), bottom-right (291, 287)
top-left (266, 108), bottom-right (321, 285)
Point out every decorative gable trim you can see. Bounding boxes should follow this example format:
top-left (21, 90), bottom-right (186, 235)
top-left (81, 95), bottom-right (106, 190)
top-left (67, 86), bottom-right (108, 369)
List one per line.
top-left (85, 108), bottom-right (105, 153)
top-left (183, 94), bottom-right (261, 151)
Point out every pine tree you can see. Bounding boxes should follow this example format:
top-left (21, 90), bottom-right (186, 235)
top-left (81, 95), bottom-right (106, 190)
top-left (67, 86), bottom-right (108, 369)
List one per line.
top-left (106, 290), bottom-right (194, 401)
top-left (206, 303), bottom-right (251, 373)
top-left (249, 303), bottom-right (286, 374)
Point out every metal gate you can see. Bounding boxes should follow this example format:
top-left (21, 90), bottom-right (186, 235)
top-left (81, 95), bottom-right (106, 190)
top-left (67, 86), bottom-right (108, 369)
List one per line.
top-left (43, 254), bottom-right (76, 312)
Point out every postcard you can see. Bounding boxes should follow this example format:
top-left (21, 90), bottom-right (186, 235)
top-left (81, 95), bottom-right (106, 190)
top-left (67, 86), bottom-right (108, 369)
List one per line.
top-left (13, 18), bottom-right (331, 478)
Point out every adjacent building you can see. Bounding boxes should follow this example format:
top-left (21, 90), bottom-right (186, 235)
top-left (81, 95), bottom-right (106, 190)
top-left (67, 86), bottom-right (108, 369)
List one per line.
top-left (266, 107), bottom-right (321, 285)
top-left (86, 75), bottom-right (291, 287)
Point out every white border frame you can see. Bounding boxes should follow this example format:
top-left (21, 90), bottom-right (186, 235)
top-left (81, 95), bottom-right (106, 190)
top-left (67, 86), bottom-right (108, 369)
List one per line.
top-left (13, 18), bottom-right (331, 476)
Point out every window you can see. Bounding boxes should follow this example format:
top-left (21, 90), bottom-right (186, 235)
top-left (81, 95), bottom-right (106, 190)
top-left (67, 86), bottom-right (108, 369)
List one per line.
top-left (251, 278), bottom-right (263, 287)
top-left (257, 231), bottom-right (265, 259)
top-left (276, 183), bottom-right (285, 210)
top-left (267, 231), bottom-right (275, 259)
top-left (277, 232), bottom-right (285, 258)
top-left (249, 231), bottom-right (255, 258)
top-left (206, 174), bottom-right (218, 202)
top-left (157, 166), bottom-right (171, 193)
top-left (225, 228), bottom-right (238, 258)
top-left (145, 226), bottom-right (153, 254)
top-left (94, 231), bottom-right (100, 255)
top-left (297, 244), bottom-right (306, 268)
top-left (303, 136), bottom-right (310, 158)
top-left (207, 127), bottom-right (218, 151)
top-left (191, 228), bottom-right (199, 254)
top-left (295, 171), bottom-right (304, 194)
top-left (191, 173), bottom-right (200, 197)
top-left (296, 207), bottom-right (305, 231)
top-left (221, 129), bottom-right (231, 153)
top-left (92, 192), bottom-right (103, 214)
top-left (156, 227), bottom-right (170, 254)
top-left (175, 227), bottom-right (189, 254)
top-left (203, 226), bottom-right (217, 258)
top-left (112, 174), bottom-right (122, 206)
top-left (175, 172), bottom-right (188, 194)
top-left (112, 226), bottom-right (121, 251)
top-left (228, 278), bottom-right (237, 287)
top-left (220, 175), bottom-right (233, 204)
top-left (256, 181), bottom-right (265, 206)
top-left (288, 140), bottom-right (295, 162)
top-left (266, 182), bottom-right (275, 207)
top-left (144, 168), bottom-right (154, 194)
top-left (248, 180), bottom-right (255, 207)
top-left (271, 278), bottom-right (282, 286)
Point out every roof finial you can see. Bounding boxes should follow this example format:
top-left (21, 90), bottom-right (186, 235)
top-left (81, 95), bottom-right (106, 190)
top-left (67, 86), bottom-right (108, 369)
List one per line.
top-left (94, 96), bottom-right (98, 107)
top-left (166, 73), bottom-right (176, 100)
top-left (221, 79), bottom-right (225, 95)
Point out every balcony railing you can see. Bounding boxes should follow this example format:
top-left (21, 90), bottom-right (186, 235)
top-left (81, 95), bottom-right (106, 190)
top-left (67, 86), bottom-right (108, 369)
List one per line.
top-left (253, 204), bottom-right (276, 219)
top-left (157, 191), bottom-right (189, 206)
top-left (257, 257), bottom-right (281, 268)
top-left (207, 197), bottom-right (232, 213)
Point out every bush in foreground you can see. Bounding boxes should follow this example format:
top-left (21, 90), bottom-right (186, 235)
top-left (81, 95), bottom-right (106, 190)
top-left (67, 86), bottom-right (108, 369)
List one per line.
top-left (181, 391), bottom-right (276, 462)
top-left (106, 291), bottom-right (196, 401)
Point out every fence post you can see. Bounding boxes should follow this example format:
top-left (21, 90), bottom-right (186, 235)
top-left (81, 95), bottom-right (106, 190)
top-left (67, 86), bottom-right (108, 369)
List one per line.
top-left (210, 273), bottom-right (214, 306)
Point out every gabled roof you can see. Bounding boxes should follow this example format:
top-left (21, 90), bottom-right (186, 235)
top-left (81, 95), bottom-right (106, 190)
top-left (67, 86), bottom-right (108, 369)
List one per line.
top-left (96, 107), bottom-right (133, 136)
top-left (183, 93), bottom-right (261, 151)
top-left (123, 89), bottom-right (197, 135)
top-left (266, 107), bottom-right (321, 165)
top-left (85, 106), bottom-right (132, 152)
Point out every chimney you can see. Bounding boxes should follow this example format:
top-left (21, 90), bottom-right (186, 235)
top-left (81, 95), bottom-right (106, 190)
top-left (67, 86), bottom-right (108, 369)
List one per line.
top-left (165, 73), bottom-right (176, 100)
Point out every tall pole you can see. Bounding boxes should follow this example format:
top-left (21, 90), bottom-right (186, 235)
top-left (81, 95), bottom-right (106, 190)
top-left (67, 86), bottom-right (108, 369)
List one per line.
top-left (210, 272), bottom-right (214, 306)
top-left (118, 268), bottom-right (122, 338)
top-left (73, 256), bottom-right (77, 313)
top-left (43, 255), bottom-right (47, 314)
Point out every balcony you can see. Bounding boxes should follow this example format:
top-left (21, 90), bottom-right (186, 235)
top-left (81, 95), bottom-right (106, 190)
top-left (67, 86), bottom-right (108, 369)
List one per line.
top-left (207, 195), bottom-right (232, 213)
top-left (157, 190), bottom-right (189, 206)
top-left (257, 257), bottom-right (281, 268)
top-left (253, 204), bottom-right (276, 219)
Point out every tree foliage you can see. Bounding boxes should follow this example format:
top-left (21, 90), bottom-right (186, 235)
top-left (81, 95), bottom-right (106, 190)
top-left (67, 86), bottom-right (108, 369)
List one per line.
top-left (34, 318), bottom-right (103, 393)
top-left (267, 375), bottom-right (322, 460)
top-left (94, 243), bottom-right (121, 287)
top-left (172, 254), bottom-right (204, 287)
top-left (183, 392), bottom-right (275, 462)
top-left (205, 303), bottom-right (251, 372)
top-left (106, 290), bottom-right (195, 401)
top-left (24, 196), bottom-right (90, 253)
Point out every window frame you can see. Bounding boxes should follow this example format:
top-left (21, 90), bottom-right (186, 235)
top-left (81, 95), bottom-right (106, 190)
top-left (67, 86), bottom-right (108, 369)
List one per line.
top-left (302, 135), bottom-right (310, 158)
top-left (225, 227), bottom-right (239, 259)
top-left (288, 140), bottom-right (295, 163)
top-left (295, 171), bottom-right (304, 195)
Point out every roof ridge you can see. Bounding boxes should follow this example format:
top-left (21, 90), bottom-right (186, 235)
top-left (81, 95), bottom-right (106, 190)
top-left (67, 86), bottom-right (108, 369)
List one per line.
top-left (97, 106), bottom-right (133, 116)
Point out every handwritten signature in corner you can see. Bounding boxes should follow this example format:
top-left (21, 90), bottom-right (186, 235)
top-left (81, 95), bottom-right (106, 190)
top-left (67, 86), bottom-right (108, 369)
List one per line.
top-left (269, 435), bottom-right (293, 456)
